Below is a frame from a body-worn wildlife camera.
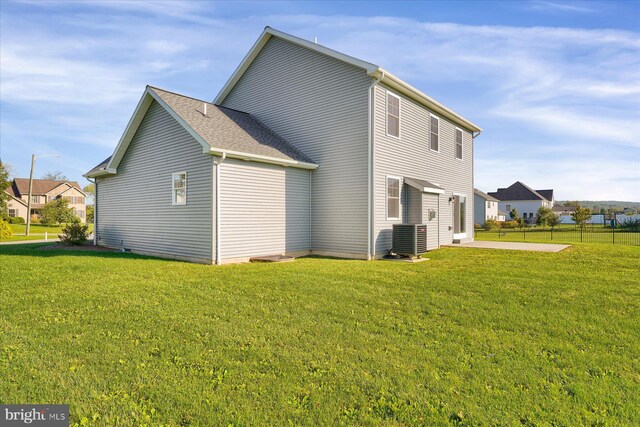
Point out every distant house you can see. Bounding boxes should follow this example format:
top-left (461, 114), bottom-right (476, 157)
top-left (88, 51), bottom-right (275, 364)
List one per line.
top-left (553, 205), bottom-right (576, 216)
top-left (473, 188), bottom-right (500, 225)
top-left (488, 181), bottom-right (554, 224)
top-left (85, 27), bottom-right (482, 264)
top-left (5, 178), bottom-right (87, 223)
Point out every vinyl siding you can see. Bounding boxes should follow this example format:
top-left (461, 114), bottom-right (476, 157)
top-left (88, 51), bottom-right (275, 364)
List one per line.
top-left (405, 187), bottom-right (439, 250)
top-left (219, 159), bottom-right (310, 260)
top-left (96, 100), bottom-right (213, 262)
top-left (221, 37), bottom-right (371, 256)
top-left (474, 194), bottom-right (487, 226)
top-left (373, 84), bottom-right (474, 255)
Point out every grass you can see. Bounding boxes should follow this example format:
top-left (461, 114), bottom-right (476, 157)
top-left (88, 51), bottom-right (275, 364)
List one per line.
top-left (1, 223), bottom-right (94, 242)
top-left (1, 243), bottom-right (639, 426)
top-left (475, 225), bottom-right (640, 246)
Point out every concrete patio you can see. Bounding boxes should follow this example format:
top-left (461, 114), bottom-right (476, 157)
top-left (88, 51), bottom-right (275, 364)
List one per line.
top-left (446, 241), bottom-right (570, 252)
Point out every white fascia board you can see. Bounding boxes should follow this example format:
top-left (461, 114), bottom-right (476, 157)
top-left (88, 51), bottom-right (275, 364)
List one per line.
top-left (83, 168), bottom-right (117, 179)
top-left (214, 26), bottom-right (379, 104)
top-left (373, 69), bottom-right (482, 134)
top-left (405, 178), bottom-right (445, 194)
top-left (208, 148), bottom-right (318, 170)
top-left (5, 191), bottom-right (28, 207)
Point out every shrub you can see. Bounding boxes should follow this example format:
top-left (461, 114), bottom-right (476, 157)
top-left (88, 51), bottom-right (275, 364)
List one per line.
top-left (501, 220), bottom-right (518, 229)
top-left (620, 218), bottom-right (640, 231)
top-left (9, 217), bottom-right (25, 224)
top-left (484, 219), bottom-right (500, 231)
top-left (0, 218), bottom-right (12, 239)
top-left (59, 221), bottom-right (90, 246)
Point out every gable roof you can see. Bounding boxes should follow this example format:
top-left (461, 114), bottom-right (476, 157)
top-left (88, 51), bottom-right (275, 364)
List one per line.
top-left (488, 181), bottom-right (553, 202)
top-left (474, 188), bottom-right (498, 202)
top-left (7, 178), bottom-right (83, 197)
top-left (86, 86), bottom-right (317, 178)
top-left (214, 26), bottom-right (482, 134)
top-left (536, 189), bottom-right (554, 201)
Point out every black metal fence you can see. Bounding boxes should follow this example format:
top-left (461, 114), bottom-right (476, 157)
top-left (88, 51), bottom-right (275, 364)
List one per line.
top-left (475, 226), bottom-right (640, 246)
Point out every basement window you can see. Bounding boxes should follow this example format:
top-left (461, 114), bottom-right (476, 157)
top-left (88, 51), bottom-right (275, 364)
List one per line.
top-left (172, 172), bottom-right (187, 205)
top-left (386, 176), bottom-right (401, 220)
top-left (386, 92), bottom-right (400, 138)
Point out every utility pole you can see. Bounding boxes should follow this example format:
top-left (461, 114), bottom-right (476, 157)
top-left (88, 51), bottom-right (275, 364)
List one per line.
top-left (25, 154), bottom-right (35, 236)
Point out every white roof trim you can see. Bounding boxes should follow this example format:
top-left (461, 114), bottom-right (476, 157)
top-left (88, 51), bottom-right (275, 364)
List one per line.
top-left (95, 86), bottom-right (318, 177)
top-left (405, 177), bottom-right (445, 194)
top-left (214, 26), bottom-right (378, 105)
top-left (209, 148), bottom-right (318, 170)
top-left (214, 26), bottom-right (481, 133)
top-left (4, 191), bottom-right (28, 207)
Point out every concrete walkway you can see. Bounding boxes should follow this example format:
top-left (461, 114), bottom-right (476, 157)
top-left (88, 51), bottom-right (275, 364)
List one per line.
top-left (446, 241), bottom-right (570, 252)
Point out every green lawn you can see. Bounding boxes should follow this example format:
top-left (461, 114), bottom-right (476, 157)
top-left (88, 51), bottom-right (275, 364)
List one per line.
top-left (475, 226), bottom-right (640, 246)
top-left (1, 243), bottom-right (639, 426)
top-left (1, 223), bottom-right (94, 242)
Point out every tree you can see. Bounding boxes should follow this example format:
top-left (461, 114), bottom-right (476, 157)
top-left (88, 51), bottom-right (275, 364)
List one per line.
top-left (0, 160), bottom-right (10, 220)
top-left (40, 198), bottom-right (75, 226)
top-left (536, 206), bottom-right (554, 227)
top-left (516, 216), bottom-right (526, 229)
top-left (41, 171), bottom-right (68, 180)
top-left (83, 183), bottom-right (95, 205)
top-left (570, 205), bottom-right (591, 228)
top-left (547, 212), bottom-right (561, 229)
top-left (509, 208), bottom-right (518, 220)
top-left (86, 205), bottom-right (94, 224)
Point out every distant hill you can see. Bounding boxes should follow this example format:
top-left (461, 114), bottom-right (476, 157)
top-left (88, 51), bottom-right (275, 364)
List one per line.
top-left (556, 201), bottom-right (640, 214)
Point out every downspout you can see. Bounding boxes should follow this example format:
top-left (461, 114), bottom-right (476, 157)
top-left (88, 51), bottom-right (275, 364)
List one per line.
top-left (214, 153), bottom-right (227, 265)
top-left (367, 71), bottom-right (384, 260)
top-left (471, 130), bottom-right (481, 242)
top-left (87, 177), bottom-right (97, 245)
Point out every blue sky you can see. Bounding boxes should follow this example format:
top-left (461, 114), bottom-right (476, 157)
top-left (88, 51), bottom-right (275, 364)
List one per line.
top-left (1, 0), bottom-right (639, 201)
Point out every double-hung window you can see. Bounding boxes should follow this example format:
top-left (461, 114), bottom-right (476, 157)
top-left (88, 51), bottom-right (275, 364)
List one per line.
top-left (386, 92), bottom-right (400, 138)
top-left (455, 128), bottom-right (463, 160)
top-left (386, 176), bottom-right (401, 220)
top-left (172, 172), bottom-right (187, 205)
top-left (430, 115), bottom-right (439, 151)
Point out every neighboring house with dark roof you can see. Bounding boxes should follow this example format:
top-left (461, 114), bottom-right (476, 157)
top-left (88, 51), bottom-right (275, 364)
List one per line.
top-left (488, 181), bottom-right (554, 224)
top-left (85, 27), bottom-right (481, 264)
top-left (5, 178), bottom-right (87, 223)
top-left (473, 188), bottom-right (500, 226)
top-left (553, 205), bottom-right (576, 215)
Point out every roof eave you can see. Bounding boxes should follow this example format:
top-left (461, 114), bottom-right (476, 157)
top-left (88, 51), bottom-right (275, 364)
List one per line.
top-left (208, 148), bottom-right (318, 170)
top-left (373, 69), bottom-right (482, 133)
top-left (83, 168), bottom-right (117, 179)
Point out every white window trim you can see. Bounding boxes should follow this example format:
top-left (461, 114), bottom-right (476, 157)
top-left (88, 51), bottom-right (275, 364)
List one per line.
top-left (452, 192), bottom-right (467, 239)
top-left (172, 171), bottom-right (187, 206)
top-left (386, 175), bottom-right (402, 221)
top-left (429, 114), bottom-right (439, 153)
top-left (385, 91), bottom-right (401, 139)
top-left (455, 127), bottom-right (464, 161)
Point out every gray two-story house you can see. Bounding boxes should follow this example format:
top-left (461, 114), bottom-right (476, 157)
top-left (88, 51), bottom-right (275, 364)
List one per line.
top-left (86, 27), bottom-right (481, 264)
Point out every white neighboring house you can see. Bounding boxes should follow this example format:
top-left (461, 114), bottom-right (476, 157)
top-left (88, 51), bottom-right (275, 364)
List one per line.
top-left (473, 188), bottom-right (499, 225)
top-left (488, 181), bottom-right (554, 224)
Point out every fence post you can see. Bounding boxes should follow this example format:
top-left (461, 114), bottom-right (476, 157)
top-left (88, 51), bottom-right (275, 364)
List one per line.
top-left (551, 228), bottom-right (553, 241)
top-left (580, 227), bottom-right (583, 242)
top-left (612, 226), bottom-right (615, 245)
top-left (45, 232), bottom-right (48, 242)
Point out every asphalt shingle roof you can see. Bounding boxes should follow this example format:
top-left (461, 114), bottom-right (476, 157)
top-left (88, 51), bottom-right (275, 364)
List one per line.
top-left (150, 86), bottom-right (315, 165)
top-left (488, 181), bottom-right (553, 202)
top-left (7, 178), bottom-right (82, 197)
top-left (474, 188), bottom-right (499, 202)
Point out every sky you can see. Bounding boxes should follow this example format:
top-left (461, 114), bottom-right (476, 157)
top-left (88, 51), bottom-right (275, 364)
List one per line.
top-left (1, 0), bottom-right (639, 201)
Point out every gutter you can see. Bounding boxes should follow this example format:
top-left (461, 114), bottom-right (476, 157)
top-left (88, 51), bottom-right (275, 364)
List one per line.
top-left (208, 148), bottom-right (318, 170)
top-left (214, 153), bottom-right (227, 265)
top-left (367, 71), bottom-right (384, 260)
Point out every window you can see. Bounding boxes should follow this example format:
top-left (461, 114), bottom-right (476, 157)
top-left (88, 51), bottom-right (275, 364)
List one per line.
top-left (430, 115), bottom-right (439, 151)
top-left (506, 204), bottom-right (511, 212)
top-left (31, 195), bottom-right (39, 203)
top-left (455, 128), bottom-right (463, 160)
top-left (172, 172), bottom-right (187, 205)
top-left (8, 209), bottom-right (16, 218)
top-left (386, 176), bottom-right (401, 220)
top-left (77, 210), bottom-right (85, 219)
top-left (386, 92), bottom-right (400, 138)
top-left (453, 194), bottom-right (466, 236)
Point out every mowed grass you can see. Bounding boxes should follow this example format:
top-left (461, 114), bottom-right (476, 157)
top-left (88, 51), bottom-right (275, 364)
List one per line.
top-left (1, 223), bottom-right (94, 242)
top-left (475, 226), bottom-right (640, 246)
top-left (1, 243), bottom-right (639, 426)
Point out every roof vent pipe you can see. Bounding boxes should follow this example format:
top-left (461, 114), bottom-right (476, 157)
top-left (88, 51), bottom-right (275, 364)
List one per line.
top-left (204, 103), bottom-right (207, 116)
top-left (314, 36), bottom-right (317, 44)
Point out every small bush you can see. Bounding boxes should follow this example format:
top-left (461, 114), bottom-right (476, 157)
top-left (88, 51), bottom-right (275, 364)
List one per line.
top-left (620, 218), bottom-right (640, 231)
top-left (0, 218), bottom-right (12, 239)
top-left (501, 220), bottom-right (518, 229)
top-left (9, 217), bottom-right (25, 224)
top-left (484, 219), bottom-right (500, 231)
top-left (59, 221), bottom-right (90, 246)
